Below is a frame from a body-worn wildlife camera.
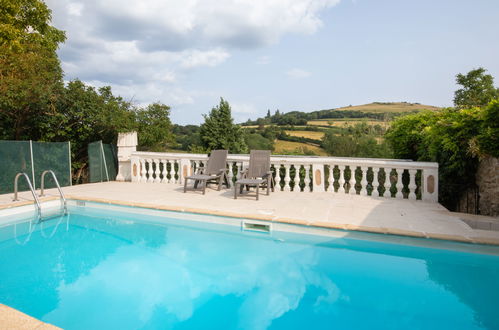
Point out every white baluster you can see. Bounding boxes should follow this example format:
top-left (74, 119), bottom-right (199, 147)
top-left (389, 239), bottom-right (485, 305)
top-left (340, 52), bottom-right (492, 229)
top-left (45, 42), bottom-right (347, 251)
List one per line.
top-left (291, 165), bottom-right (299, 192)
top-left (372, 167), bottom-right (380, 197)
top-left (346, 166), bottom-right (353, 194)
top-left (284, 164), bottom-right (291, 191)
top-left (380, 168), bottom-right (387, 198)
top-left (160, 160), bottom-right (167, 183)
top-left (167, 160), bottom-right (173, 183)
top-left (408, 169), bottom-right (417, 200)
top-left (328, 165), bottom-right (335, 192)
top-left (227, 162), bottom-right (234, 184)
top-left (275, 164), bottom-right (282, 191)
top-left (176, 160), bottom-right (181, 183)
top-left (360, 166), bottom-right (368, 196)
top-left (304, 164), bottom-right (311, 192)
top-left (153, 159), bottom-right (161, 183)
top-left (139, 159), bottom-right (147, 182)
top-left (146, 159), bottom-right (154, 183)
top-left (338, 165), bottom-right (346, 194)
top-left (395, 168), bottom-right (404, 199)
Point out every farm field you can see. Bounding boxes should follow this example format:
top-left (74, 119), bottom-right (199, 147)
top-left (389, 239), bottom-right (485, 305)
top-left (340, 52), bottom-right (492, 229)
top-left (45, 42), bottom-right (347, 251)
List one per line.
top-left (307, 119), bottom-right (391, 127)
top-left (274, 140), bottom-right (328, 156)
top-left (335, 102), bottom-right (441, 113)
top-left (285, 130), bottom-right (325, 140)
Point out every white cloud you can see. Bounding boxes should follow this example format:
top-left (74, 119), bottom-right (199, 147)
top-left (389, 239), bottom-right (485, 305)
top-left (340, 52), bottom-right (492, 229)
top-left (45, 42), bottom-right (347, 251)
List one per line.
top-left (43, 226), bottom-right (340, 328)
top-left (180, 49), bottom-right (231, 69)
top-left (286, 68), bottom-right (312, 79)
top-left (46, 0), bottom-right (338, 115)
top-left (232, 102), bottom-right (258, 114)
top-left (67, 2), bottom-right (83, 16)
top-left (231, 102), bottom-right (259, 123)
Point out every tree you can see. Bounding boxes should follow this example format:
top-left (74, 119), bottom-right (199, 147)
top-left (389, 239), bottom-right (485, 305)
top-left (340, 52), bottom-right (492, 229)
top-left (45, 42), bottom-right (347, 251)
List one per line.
top-left (0, 0), bottom-right (66, 51)
top-left (245, 133), bottom-right (274, 151)
top-left (0, 43), bottom-right (64, 140)
top-left (454, 68), bottom-right (499, 109)
top-left (136, 103), bottom-right (174, 151)
top-left (44, 80), bottom-right (136, 181)
top-left (0, 0), bottom-right (66, 140)
top-left (385, 102), bottom-right (499, 210)
top-left (199, 98), bottom-right (247, 153)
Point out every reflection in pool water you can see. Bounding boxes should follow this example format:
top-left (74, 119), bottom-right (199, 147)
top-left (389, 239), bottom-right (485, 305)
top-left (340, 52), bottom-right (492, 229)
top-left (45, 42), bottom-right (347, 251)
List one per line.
top-left (1, 208), bottom-right (498, 330)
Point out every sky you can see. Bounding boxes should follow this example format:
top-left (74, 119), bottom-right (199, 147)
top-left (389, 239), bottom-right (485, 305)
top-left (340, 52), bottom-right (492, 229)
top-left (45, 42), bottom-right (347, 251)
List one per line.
top-left (46, 0), bottom-right (499, 124)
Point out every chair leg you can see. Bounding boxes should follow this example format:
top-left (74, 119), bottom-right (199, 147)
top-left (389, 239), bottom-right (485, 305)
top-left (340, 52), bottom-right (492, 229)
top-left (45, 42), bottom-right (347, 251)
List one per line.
top-left (267, 177), bottom-right (270, 195)
top-left (202, 180), bottom-right (206, 195)
top-left (184, 177), bottom-right (188, 193)
top-left (256, 185), bottom-right (259, 200)
top-left (234, 183), bottom-right (238, 199)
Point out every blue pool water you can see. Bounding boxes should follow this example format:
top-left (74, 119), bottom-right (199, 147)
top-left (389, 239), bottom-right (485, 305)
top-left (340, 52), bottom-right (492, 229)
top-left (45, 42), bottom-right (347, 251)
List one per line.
top-left (1, 203), bottom-right (499, 330)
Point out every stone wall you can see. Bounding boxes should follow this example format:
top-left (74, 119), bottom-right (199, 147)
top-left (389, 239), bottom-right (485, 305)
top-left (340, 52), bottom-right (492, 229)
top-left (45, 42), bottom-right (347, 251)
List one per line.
top-left (476, 156), bottom-right (499, 216)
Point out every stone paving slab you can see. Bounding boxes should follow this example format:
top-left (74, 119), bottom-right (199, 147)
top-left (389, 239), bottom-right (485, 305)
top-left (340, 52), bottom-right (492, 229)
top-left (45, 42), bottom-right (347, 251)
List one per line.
top-left (1, 181), bottom-right (498, 245)
top-left (0, 304), bottom-right (60, 329)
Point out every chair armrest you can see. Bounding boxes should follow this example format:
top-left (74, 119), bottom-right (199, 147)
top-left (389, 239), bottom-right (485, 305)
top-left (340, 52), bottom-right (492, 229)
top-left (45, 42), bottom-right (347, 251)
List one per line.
top-left (263, 171), bottom-right (273, 178)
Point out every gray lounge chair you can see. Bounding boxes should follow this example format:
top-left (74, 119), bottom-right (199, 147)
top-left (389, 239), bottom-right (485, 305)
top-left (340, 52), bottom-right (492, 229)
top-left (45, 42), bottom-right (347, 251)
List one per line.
top-left (184, 150), bottom-right (230, 194)
top-left (234, 150), bottom-right (275, 200)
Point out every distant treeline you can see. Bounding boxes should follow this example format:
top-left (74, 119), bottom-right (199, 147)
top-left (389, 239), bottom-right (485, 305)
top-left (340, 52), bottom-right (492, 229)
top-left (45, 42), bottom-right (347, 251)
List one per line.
top-left (242, 109), bottom-right (415, 126)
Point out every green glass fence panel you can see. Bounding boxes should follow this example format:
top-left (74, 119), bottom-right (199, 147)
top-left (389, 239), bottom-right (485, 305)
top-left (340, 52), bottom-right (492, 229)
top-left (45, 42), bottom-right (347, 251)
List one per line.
top-left (88, 141), bottom-right (105, 183)
top-left (102, 143), bottom-right (118, 181)
top-left (0, 141), bottom-right (33, 194)
top-left (88, 141), bottom-right (117, 183)
top-left (32, 141), bottom-right (71, 189)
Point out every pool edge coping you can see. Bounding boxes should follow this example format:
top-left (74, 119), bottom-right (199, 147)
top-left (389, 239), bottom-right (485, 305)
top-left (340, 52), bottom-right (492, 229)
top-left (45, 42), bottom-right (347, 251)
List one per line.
top-left (63, 195), bottom-right (499, 246)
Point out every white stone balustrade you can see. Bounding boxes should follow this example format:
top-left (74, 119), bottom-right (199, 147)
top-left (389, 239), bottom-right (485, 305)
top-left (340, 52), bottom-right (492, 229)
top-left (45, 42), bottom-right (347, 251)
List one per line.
top-left (123, 151), bottom-right (439, 202)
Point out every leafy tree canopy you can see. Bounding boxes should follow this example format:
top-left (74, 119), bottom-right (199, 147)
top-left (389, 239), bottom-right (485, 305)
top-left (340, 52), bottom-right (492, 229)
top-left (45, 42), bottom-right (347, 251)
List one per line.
top-left (454, 67), bottom-right (499, 109)
top-left (200, 98), bottom-right (247, 153)
top-left (0, 0), bottom-right (66, 51)
top-left (0, 42), bottom-right (63, 140)
top-left (136, 103), bottom-right (174, 151)
top-left (385, 101), bottom-right (499, 210)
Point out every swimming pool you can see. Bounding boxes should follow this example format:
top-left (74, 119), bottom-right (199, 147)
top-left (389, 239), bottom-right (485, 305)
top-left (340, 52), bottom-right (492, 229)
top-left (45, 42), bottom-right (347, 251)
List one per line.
top-left (1, 201), bottom-right (499, 330)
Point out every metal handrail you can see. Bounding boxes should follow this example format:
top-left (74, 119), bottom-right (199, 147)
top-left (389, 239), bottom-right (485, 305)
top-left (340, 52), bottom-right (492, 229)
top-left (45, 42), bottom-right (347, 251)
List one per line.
top-left (40, 170), bottom-right (67, 214)
top-left (13, 172), bottom-right (42, 222)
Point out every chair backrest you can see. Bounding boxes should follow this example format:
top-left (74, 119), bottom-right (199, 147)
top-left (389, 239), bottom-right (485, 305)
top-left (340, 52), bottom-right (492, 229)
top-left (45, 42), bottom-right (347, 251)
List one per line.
top-left (205, 149), bottom-right (228, 175)
top-left (247, 150), bottom-right (271, 178)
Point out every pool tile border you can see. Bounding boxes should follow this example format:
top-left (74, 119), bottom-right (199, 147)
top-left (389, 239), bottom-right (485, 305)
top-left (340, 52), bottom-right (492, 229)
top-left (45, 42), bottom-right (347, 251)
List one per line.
top-left (65, 195), bottom-right (499, 246)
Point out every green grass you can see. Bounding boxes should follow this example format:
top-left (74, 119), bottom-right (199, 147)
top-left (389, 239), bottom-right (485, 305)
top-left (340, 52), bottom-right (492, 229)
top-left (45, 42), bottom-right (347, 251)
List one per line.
top-left (334, 102), bottom-right (441, 113)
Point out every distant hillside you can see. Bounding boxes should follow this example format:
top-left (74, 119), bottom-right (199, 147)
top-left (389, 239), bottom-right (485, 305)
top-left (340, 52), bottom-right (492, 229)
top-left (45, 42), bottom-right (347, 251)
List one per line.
top-left (335, 102), bottom-right (441, 113)
top-left (242, 101), bottom-right (441, 126)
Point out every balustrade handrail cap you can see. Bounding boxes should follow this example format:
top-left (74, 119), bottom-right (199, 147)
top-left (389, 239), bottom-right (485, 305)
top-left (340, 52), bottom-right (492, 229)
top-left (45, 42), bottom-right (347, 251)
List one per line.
top-left (130, 151), bottom-right (438, 168)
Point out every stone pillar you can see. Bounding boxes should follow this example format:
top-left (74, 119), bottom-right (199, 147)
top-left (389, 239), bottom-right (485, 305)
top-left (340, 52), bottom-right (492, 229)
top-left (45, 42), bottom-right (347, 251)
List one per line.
top-left (116, 132), bottom-right (138, 181)
top-left (312, 163), bottom-right (324, 192)
top-left (422, 167), bottom-right (439, 202)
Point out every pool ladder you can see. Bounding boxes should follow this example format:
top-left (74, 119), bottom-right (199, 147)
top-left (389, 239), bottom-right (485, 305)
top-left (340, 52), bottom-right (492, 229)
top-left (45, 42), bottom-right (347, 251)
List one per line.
top-left (13, 170), bottom-right (67, 222)
top-left (13, 173), bottom-right (42, 222)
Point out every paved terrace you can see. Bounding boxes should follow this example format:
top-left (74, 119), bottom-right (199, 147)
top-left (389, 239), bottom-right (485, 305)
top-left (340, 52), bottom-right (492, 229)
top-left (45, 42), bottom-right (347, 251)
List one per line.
top-left (1, 181), bottom-right (498, 246)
